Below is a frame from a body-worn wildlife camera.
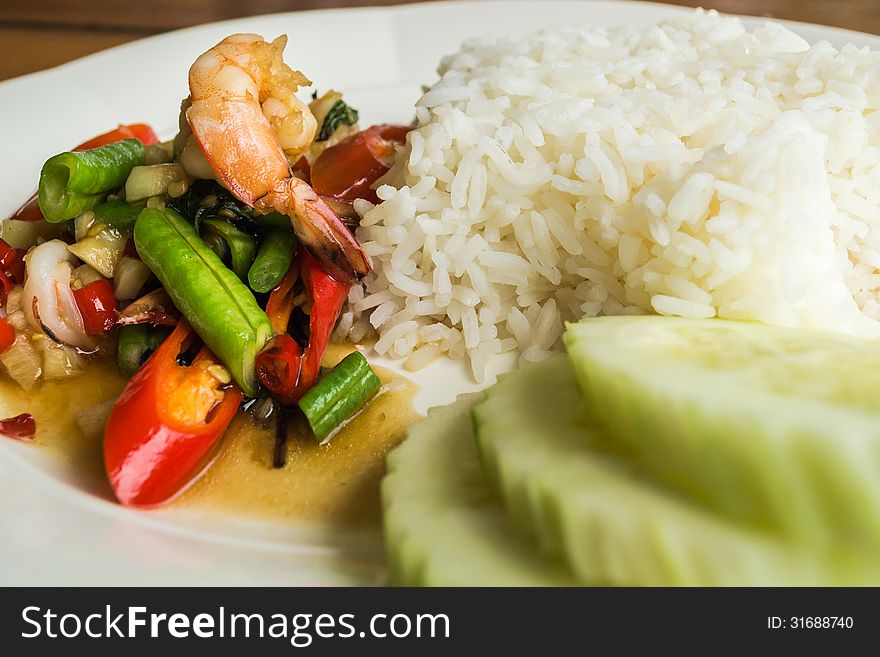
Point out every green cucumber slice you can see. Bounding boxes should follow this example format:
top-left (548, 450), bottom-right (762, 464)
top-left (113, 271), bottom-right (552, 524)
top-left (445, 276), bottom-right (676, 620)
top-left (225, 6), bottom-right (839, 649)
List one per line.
top-left (382, 393), bottom-right (575, 586)
top-left (474, 355), bottom-right (880, 585)
top-left (564, 316), bottom-right (880, 551)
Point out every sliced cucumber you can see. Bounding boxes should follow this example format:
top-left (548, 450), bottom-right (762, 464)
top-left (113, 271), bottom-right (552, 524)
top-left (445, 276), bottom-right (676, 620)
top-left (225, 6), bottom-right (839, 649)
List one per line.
top-left (564, 316), bottom-right (880, 552)
top-left (382, 393), bottom-right (575, 586)
top-left (474, 355), bottom-right (880, 585)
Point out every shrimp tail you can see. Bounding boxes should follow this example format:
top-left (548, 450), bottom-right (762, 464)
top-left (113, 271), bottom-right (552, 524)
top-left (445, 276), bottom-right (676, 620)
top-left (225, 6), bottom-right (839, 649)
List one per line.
top-left (256, 178), bottom-right (371, 284)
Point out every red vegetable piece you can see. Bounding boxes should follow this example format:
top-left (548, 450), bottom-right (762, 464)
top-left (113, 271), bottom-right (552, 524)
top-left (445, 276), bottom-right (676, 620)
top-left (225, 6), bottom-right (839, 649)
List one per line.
top-left (255, 334), bottom-right (303, 404)
top-left (311, 124), bottom-right (411, 204)
top-left (103, 320), bottom-right (242, 507)
top-left (0, 317), bottom-right (15, 353)
top-left (72, 280), bottom-right (118, 335)
top-left (0, 413), bottom-right (36, 441)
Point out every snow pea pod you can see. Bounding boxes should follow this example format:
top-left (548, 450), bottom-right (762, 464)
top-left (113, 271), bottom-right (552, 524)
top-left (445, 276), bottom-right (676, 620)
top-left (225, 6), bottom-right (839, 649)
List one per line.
top-left (38, 139), bottom-right (145, 223)
top-left (248, 226), bottom-right (297, 293)
top-left (133, 207), bottom-right (273, 396)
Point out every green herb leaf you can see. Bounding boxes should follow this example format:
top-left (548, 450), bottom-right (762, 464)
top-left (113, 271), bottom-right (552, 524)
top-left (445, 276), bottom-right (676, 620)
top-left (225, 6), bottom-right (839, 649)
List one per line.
top-left (316, 100), bottom-right (359, 142)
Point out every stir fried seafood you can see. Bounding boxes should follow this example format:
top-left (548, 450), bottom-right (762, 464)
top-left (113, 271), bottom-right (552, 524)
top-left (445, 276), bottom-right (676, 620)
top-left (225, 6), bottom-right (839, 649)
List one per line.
top-left (0, 34), bottom-right (410, 507)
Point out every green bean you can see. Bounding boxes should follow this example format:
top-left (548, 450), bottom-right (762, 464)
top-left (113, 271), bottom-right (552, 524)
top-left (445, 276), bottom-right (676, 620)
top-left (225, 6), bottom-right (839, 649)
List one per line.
top-left (298, 351), bottom-right (382, 443)
top-left (38, 139), bottom-right (145, 223)
top-left (117, 324), bottom-right (173, 377)
top-left (202, 219), bottom-right (256, 281)
top-left (93, 200), bottom-right (146, 233)
top-left (133, 207), bottom-right (273, 396)
top-left (248, 226), bottom-right (297, 293)
top-left (253, 211), bottom-right (291, 229)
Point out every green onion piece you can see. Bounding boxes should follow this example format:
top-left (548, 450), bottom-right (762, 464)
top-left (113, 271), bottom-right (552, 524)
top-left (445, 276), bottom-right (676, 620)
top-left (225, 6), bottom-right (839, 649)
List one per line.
top-left (248, 226), bottom-right (297, 293)
top-left (117, 324), bottom-right (173, 377)
top-left (38, 139), bottom-right (146, 223)
top-left (202, 218), bottom-right (257, 281)
top-left (298, 351), bottom-right (382, 443)
top-left (93, 200), bottom-right (147, 233)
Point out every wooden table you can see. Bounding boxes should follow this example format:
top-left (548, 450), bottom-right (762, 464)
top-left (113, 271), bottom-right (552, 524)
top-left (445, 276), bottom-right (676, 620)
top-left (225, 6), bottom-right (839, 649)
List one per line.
top-left (2, 0), bottom-right (878, 81)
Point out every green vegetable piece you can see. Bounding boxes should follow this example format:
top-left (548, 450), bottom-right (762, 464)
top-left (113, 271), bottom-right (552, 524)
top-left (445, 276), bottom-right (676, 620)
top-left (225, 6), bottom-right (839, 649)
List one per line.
top-left (298, 351), bottom-right (381, 442)
top-left (38, 139), bottom-right (145, 223)
top-left (248, 226), bottom-right (297, 293)
top-left (564, 316), bottom-right (880, 552)
top-left (474, 355), bottom-right (880, 585)
top-left (93, 200), bottom-right (147, 233)
top-left (133, 207), bottom-right (273, 396)
top-left (382, 393), bottom-right (576, 586)
top-left (253, 212), bottom-right (291, 229)
top-left (316, 99), bottom-right (359, 142)
top-left (117, 324), bottom-right (173, 377)
top-left (202, 218), bottom-right (257, 281)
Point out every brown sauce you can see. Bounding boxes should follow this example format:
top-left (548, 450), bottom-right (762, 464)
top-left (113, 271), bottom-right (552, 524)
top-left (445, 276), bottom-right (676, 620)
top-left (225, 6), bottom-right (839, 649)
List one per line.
top-left (0, 342), bottom-right (419, 531)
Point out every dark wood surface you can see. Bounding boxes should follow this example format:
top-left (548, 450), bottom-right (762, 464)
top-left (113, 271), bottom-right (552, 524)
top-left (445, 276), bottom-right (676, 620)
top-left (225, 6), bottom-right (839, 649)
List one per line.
top-left (2, 0), bottom-right (878, 81)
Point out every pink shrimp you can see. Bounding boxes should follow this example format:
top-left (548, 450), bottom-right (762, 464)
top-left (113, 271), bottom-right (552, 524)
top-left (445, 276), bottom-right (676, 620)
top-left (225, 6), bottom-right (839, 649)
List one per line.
top-left (183, 33), bottom-right (370, 284)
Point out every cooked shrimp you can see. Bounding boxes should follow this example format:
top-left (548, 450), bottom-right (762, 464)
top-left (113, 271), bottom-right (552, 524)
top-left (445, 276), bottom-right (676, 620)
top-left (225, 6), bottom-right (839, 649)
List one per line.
top-left (23, 240), bottom-right (96, 350)
top-left (185, 33), bottom-right (370, 284)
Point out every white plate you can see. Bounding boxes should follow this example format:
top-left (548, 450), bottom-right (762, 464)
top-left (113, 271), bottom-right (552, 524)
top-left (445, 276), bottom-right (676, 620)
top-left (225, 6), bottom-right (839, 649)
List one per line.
top-left (1, 0), bottom-right (878, 586)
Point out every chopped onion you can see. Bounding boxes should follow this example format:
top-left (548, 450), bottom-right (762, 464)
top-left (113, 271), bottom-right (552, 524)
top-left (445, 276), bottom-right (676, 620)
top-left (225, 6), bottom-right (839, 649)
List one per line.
top-left (42, 342), bottom-right (82, 381)
top-left (74, 211), bottom-right (97, 242)
top-left (0, 335), bottom-right (41, 390)
top-left (125, 163), bottom-right (188, 201)
top-left (113, 257), bottom-right (151, 301)
top-left (67, 230), bottom-right (126, 278)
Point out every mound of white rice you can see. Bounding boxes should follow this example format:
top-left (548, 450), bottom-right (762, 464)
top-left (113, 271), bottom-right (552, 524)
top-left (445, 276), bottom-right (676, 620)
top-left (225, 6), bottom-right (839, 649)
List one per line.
top-left (341, 9), bottom-right (880, 381)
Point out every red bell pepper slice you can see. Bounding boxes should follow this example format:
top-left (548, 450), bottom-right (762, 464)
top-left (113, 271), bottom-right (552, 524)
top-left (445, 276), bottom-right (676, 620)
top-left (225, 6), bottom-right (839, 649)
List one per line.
top-left (311, 124), bottom-right (411, 204)
top-left (0, 317), bottom-right (15, 354)
top-left (104, 320), bottom-right (242, 507)
top-left (9, 123), bottom-right (159, 222)
top-left (257, 251), bottom-right (350, 403)
top-left (72, 279), bottom-right (118, 335)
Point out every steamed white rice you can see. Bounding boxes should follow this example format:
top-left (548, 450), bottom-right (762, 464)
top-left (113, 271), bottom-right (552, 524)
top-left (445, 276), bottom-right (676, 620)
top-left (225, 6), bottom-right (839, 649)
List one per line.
top-left (342, 9), bottom-right (880, 381)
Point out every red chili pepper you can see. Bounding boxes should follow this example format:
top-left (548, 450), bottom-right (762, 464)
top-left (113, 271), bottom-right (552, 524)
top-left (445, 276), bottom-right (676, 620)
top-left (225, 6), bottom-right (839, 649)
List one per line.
top-left (0, 413), bottom-right (36, 441)
top-left (9, 123), bottom-right (159, 222)
top-left (311, 124), bottom-right (411, 204)
top-left (0, 238), bottom-right (25, 284)
top-left (255, 334), bottom-right (303, 404)
top-left (258, 251), bottom-right (350, 403)
top-left (298, 251), bottom-right (350, 391)
top-left (72, 280), bottom-right (118, 335)
top-left (0, 272), bottom-right (12, 305)
top-left (264, 261), bottom-right (300, 335)
top-left (0, 317), bottom-right (15, 354)
top-left (104, 320), bottom-right (242, 507)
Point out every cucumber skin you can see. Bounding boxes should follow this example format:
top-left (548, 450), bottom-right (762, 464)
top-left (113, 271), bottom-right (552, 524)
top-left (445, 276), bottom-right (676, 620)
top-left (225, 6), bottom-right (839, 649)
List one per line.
top-left (382, 393), bottom-right (575, 587)
top-left (564, 316), bottom-right (880, 552)
top-left (473, 355), bottom-right (880, 586)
